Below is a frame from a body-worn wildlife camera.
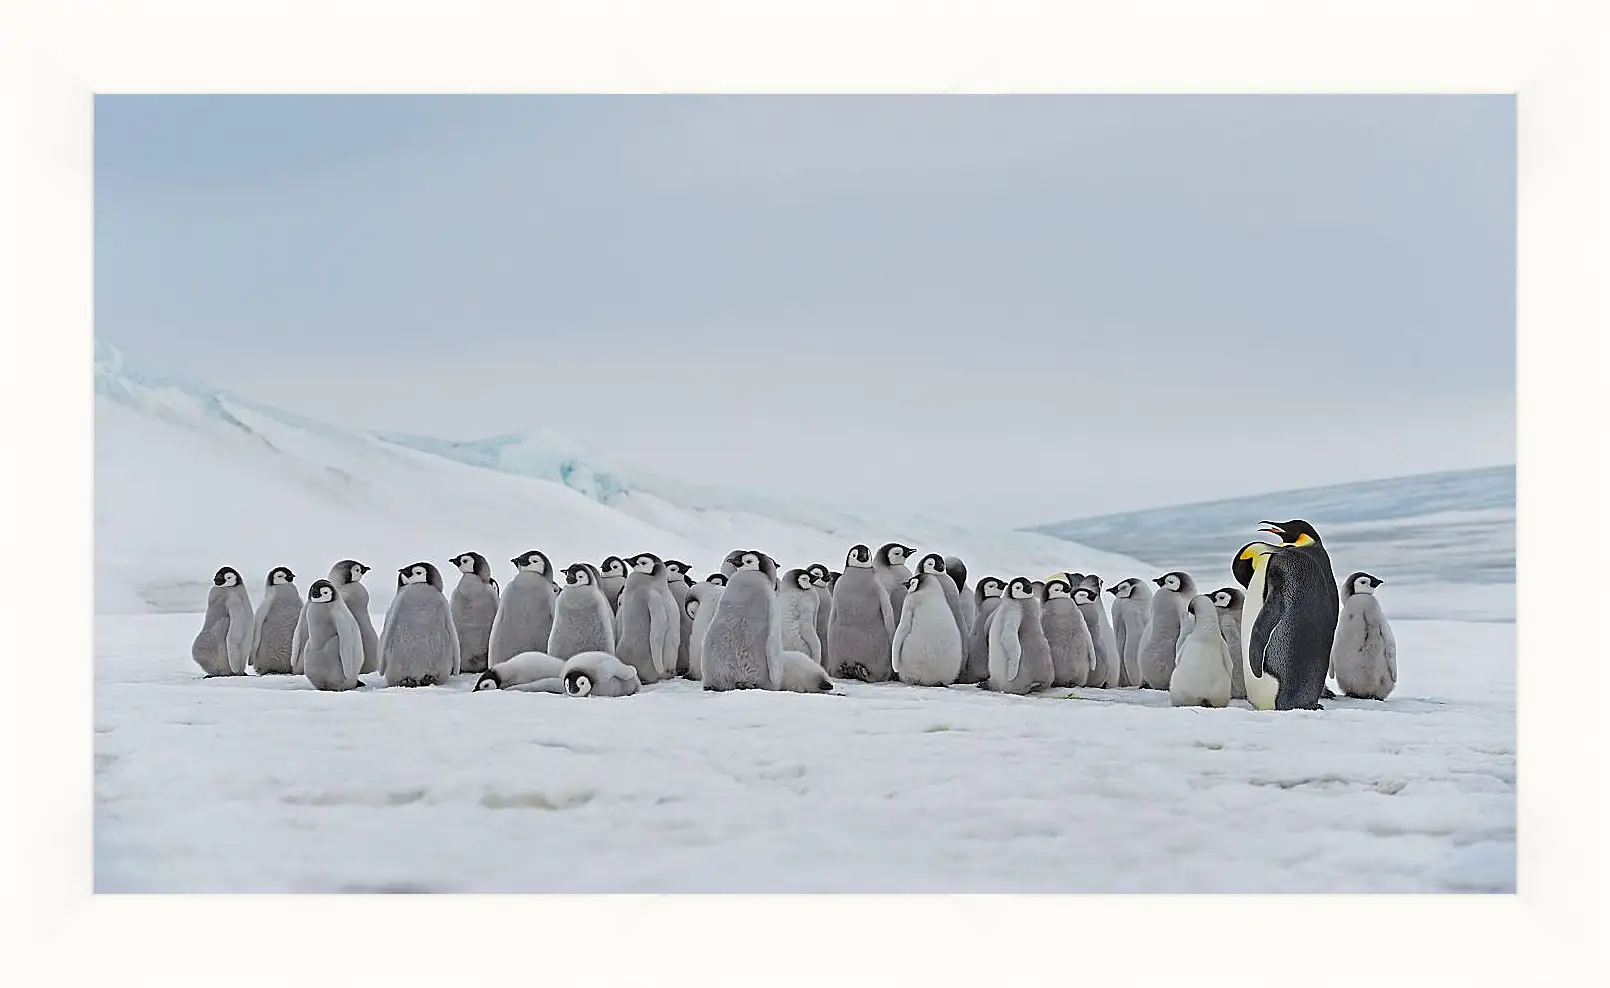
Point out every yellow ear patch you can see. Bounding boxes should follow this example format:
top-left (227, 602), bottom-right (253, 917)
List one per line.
top-left (1292, 533), bottom-right (1315, 547)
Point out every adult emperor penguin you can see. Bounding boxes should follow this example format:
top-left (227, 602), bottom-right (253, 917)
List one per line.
top-left (487, 550), bottom-right (556, 669)
top-left (806, 563), bottom-right (834, 668)
top-left (1041, 576), bottom-right (1096, 688)
top-left (1136, 571), bottom-right (1197, 690)
top-left (1170, 594), bottom-right (1235, 708)
top-left (548, 563), bottom-right (616, 660)
top-left (1330, 572), bottom-right (1397, 700)
top-left (448, 551), bottom-right (499, 674)
top-left (914, 553), bottom-right (968, 644)
top-left (1259, 518), bottom-right (1343, 699)
top-left (563, 651), bottom-right (641, 698)
top-left (960, 576), bottom-right (1007, 684)
top-left (778, 568), bottom-right (824, 666)
top-left (249, 566), bottom-right (301, 675)
top-left (298, 579), bottom-right (366, 691)
top-left (614, 552), bottom-right (681, 685)
top-left (1234, 540), bottom-right (1335, 710)
top-left (891, 571), bottom-right (965, 686)
top-left (663, 560), bottom-right (695, 675)
top-left (873, 542), bottom-right (916, 624)
top-left (778, 650), bottom-right (836, 693)
top-left (597, 556), bottom-right (630, 611)
top-left (701, 550), bottom-right (785, 691)
top-left (378, 562), bottom-right (460, 687)
top-left (327, 559), bottom-right (380, 675)
top-left (944, 556), bottom-right (976, 639)
top-left (683, 580), bottom-right (724, 681)
top-left (1074, 578), bottom-right (1120, 688)
top-left (1210, 586), bottom-right (1247, 699)
top-left (474, 650), bottom-right (567, 692)
top-left (1107, 577), bottom-right (1153, 688)
top-left (825, 544), bottom-right (896, 682)
top-left (986, 577), bottom-right (1054, 694)
top-left (191, 566), bottom-right (255, 677)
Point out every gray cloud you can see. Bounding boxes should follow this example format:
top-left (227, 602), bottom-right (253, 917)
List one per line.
top-left (95, 95), bottom-right (1515, 525)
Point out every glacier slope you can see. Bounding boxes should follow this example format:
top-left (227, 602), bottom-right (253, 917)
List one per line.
top-left (95, 342), bottom-right (1142, 615)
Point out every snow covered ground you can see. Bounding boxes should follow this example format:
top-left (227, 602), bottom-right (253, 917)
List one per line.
top-left (92, 343), bottom-right (1516, 893)
top-left (94, 613), bottom-right (1514, 893)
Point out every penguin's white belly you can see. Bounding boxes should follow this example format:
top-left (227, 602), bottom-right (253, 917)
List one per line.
top-left (894, 618), bottom-right (963, 685)
top-left (778, 598), bottom-right (819, 661)
top-left (1170, 637), bottom-right (1231, 707)
top-left (1240, 573), bottom-right (1277, 710)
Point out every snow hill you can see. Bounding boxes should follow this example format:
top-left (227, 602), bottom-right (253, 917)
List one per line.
top-left (1026, 466), bottom-right (1515, 623)
top-left (93, 342), bottom-right (1143, 615)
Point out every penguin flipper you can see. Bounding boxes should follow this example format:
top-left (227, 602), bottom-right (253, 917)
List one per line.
top-left (333, 599), bottom-right (365, 683)
top-left (1246, 566), bottom-right (1293, 680)
top-left (890, 609), bottom-right (912, 675)
top-left (289, 603), bottom-right (309, 675)
top-left (225, 592), bottom-right (256, 675)
top-left (646, 589), bottom-right (676, 676)
top-left (443, 598), bottom-right (462, 678)
top-left (997, 608), bottom-right (1023, 682)
top-left (249, 595), bottom-right (275, 667)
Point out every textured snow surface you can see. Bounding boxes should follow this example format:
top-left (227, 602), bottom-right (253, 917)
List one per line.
top-left (94, 614), bottom-right (1514, 893)
top-left (93, 343), bottom-right (1516, 893)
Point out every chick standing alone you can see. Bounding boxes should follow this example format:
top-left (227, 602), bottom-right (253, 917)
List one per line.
top-left (1330, 572), bottom-right (1396, 700)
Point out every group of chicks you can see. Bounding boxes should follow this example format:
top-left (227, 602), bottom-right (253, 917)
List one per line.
top-left (190, 522), bottom-right (1397, 709)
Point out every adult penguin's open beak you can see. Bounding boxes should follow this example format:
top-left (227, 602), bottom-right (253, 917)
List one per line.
top-left (1257, 521), bottom-right (1285, 537)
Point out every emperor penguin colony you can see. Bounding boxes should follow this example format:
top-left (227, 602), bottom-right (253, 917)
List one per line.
top-left (187, 516), bottom-right (1384, 712)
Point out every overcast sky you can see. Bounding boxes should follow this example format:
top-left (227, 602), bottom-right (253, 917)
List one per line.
top-left (95, 95), bottom-right (1515, 527)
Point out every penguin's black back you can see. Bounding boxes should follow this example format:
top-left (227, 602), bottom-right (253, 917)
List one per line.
top-left (1249, 547), bottom-right (1339, 710)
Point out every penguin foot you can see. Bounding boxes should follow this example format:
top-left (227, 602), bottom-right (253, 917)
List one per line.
top-left (396, 677), bottom-right (419, 688)
top-left (1321, 687), bottom-right (1336, 699)
top-left (419, 674), bottom-right (439, 687)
